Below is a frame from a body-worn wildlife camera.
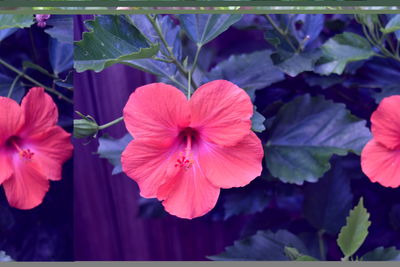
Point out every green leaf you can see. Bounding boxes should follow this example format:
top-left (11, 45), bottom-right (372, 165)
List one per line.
top-left (206, 50), bottom-right (285, 99)
top-left (296, 255), bottom-right (319, 261)
top-left (0, 15), bottom-right (33, 29)
top-left (303, 159), bottom-right (353, 235)
top-left (373, 87), bottom-right (400, 103)
top-left (45, 15), bottom-right (73, 43)
top-left (177, 14), bottom-right (242, 46)
top-left (0, 251), bottom-right (13, 262)
top-left (251, 107), bottom-right (266, 133)
top-left (0, 28), bottom-right (18, 42)
top-left (272, 50), bottom-right (322, 77)
top-left (208, 230), bottom-right (308, 261)
top-left (265, 94), bottom-right (371, 184)
top-left (382, 15), bottom-right (400, 35)
top-left (49, 37), bottom-right (73, 76)
top-left (123, 15), bottom-right (183, 89)
top-left (74, 15), bottom-right (159, 72)
top-left (337, 198), bottom-right (371, 259)
top-left (316, 32), bottom-right (374, 75)
top-left (98, 133), bottom-right (132, 175)
top-left (55, 71), bottom-right (73, 90)
top-left (304, 73), bottom-right (344, 89)
top-left (355, 14), bottom-right (380, 31)
top-left (343, 58), bottom-right (400, 103)
top-left (223, 182), bottom-right (270, 220)
top-left (361, 247), bottom-right (400, 261)
top-left (23, 61), bottom-right (54, 78)
top-left (284, 247), bottom-right (318, 261)
top-left (0, 73), bottom-right (24, 102)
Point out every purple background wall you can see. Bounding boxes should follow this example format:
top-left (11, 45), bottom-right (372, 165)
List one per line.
top-left (73, 15), bottom-right (248, 261)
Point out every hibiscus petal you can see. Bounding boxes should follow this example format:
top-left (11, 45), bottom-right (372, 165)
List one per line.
top-left (157, 163), bottom-right (220, 219)
top-left (28, 126), bottom-right (73, 181)
top-left (0, 97), bottom-right (24, 145)
top-left (121, 139), bottom-right (180, 198)
top-left (189, 80), bottom-right (253, 147)
top-left (198, 132), bottom-right (263, 188)
top-left (371, 95), bottom-right (400, 150)
top-left (20, 87), bottom-right (58, 136)
top-left (3, 158), bottom-right (49, 209)
top-left (361, 139), bottom-right (400, 188)
top-left (0, 150), bottom-right (13, 184)
top-left (123, 83), bottom-right (190, 146)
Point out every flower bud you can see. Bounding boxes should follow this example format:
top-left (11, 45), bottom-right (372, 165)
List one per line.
top-left (74, 111), bottom-right (100, 138)
top-left (73, 116), bottom-right (99, 139)
top-left (35, 14), bottom-right (51, 28)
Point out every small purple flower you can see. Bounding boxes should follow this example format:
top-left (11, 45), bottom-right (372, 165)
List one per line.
top-left (35, 14), bottom-right (51, 28)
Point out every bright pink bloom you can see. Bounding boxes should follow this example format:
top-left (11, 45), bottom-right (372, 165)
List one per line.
top-left (0, 87), bottom-right (73, 209)
top-left (121, 80), bottom-right (263, 219)
top-left (361, 95), bottom-right (400, 188)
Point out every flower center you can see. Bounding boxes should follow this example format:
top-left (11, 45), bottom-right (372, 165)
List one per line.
top-left (175, 128), bottom-right (197, 170)
top-left (7, 137), bottom-right (34, 160)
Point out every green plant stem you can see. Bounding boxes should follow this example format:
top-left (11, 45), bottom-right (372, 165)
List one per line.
top-left (0, 58), bottom-right (73, 104)
top-left (187, 44), bottom-right (202, 99)
top-left (145, 14), bottom-right (183, 71)
top-left (264, 14), bottom-right (299, 53)
top-left (386, 35), bottom-right (398, 55)
top-left (98, 116), bottom-right (124, 130)
top-left (361, 24), bottom-right (400, 62)
top-left (167, 76), bottom-right (187, 90)
top-left (152, 57), bottom-right (173, 63)
top-left (146, 14), bottom-right (198, 90)
top-left (29, 28), bottom-right (39, 63)
top-left (318, 230), bottom-right (326, 261)
top-left (7, 73), bottom-right (23, 98)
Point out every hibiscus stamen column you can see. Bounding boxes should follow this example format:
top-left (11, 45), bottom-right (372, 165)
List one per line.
top-left (175, 131), bottom-right (194, 170)
top-left (10, 139), bottom-right (34, 160)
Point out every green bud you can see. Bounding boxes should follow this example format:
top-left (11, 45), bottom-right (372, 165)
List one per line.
top-left (73, 111), bottom-right (99, 139)
top-left (73, 119), bottom-right (99, 139)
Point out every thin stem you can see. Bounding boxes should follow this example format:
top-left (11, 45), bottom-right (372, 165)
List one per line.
top-left (29, 28), bottom-right (39, 63)
top-left (187, 71), bottom-right (192, 100)
top-left (98, 116), bottom-right (124, 130)
top-left (146, 14), bottom-right (198, 90)
top-left (146, 15), bottom-right (185, 72)
top-left (187, 44), bottom-right (202, 99)
top-left (264, 14), bottom-right (299, 53)
top-left (7, 73), bottom-right (23, 98)
top-left (152, 57), bottom-right (173, 63)
top-left (168, 76), bottom-right (187, 90)
top-left (0, 58), bottom-right (73, 104)
top-left (362, 25), bottom-right (400, 62)
top-left (386, 35), bottom-right (398, 55)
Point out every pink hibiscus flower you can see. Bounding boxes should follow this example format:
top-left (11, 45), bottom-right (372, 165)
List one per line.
top-left (361, 95), bottom-right (400, 188)
top-left (0, 87), bottom-right (73, 209)
top-left (121, 80), bottom-right (264, 219)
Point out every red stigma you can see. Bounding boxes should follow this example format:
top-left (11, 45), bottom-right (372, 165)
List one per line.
top-left (20, 149), bottom-right (34, 160)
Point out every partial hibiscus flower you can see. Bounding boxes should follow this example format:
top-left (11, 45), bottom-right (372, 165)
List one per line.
top-left (361, 95), bottom-right (400, 188)
top-left (121, 80), bottom-right (263, 219)
top-left (0, 87), bottom-right (73, 209)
